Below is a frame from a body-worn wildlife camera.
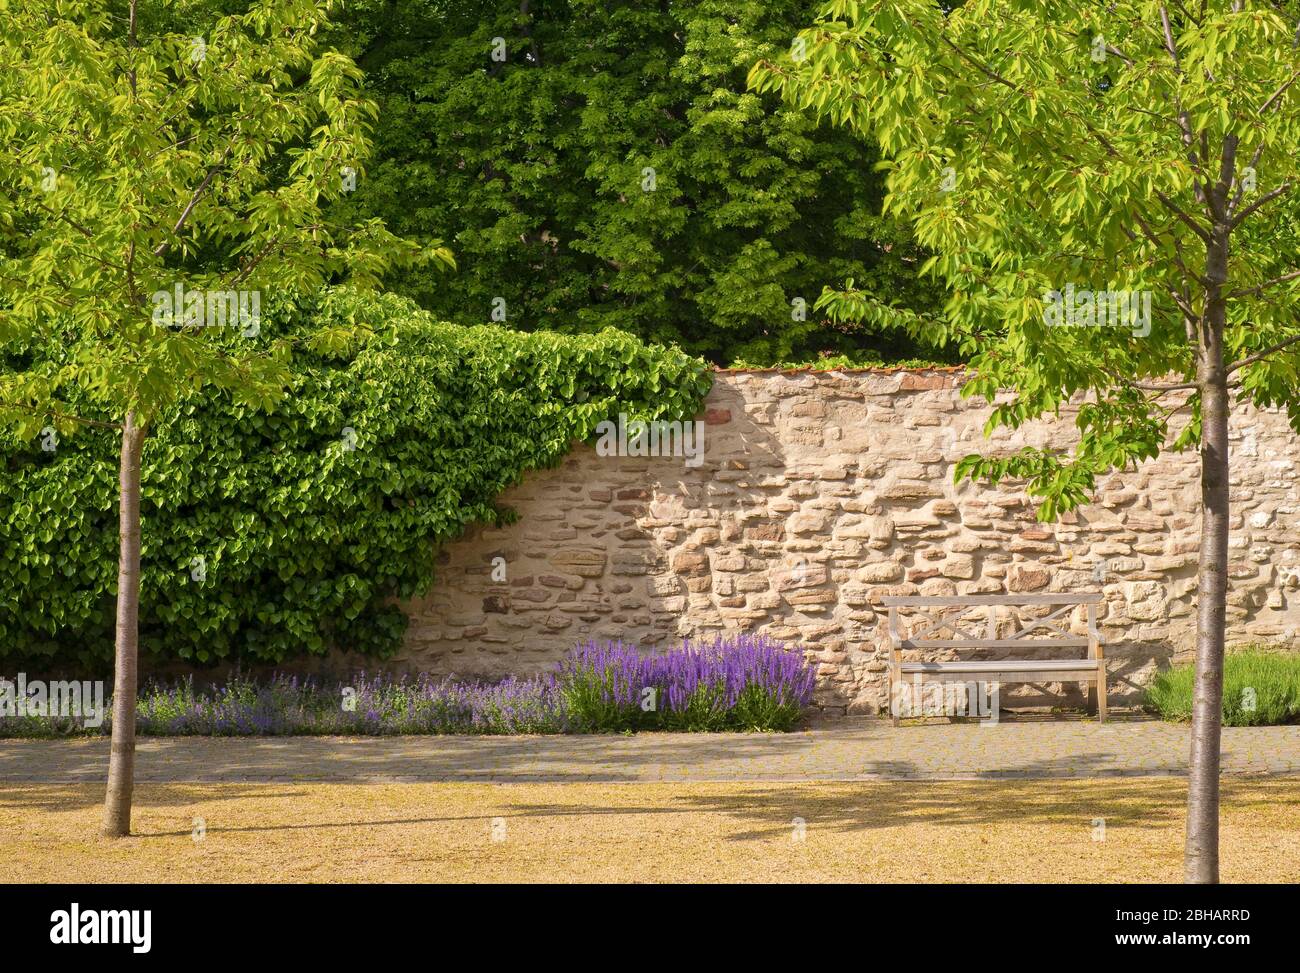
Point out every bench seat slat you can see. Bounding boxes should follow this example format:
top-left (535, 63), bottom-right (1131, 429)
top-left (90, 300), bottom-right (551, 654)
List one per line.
top-left (899, 660), bottom-right (1100, 673)
top-left (900, 669), bottom-right (1100, 683)
top-left (900, 637), bottom-right (1089, 649)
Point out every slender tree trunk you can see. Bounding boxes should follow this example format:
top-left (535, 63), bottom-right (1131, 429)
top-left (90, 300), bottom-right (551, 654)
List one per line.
top-left (102, 410), bottom-right (145, 838)
top-left (1186, 229), bottom-right (1230, 883)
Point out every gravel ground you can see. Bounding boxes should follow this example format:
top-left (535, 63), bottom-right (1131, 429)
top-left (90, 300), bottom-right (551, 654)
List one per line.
top-left (4, 719), bottom-right (1298, 782)
top-left (3, 777), bottom-right (1298, 883)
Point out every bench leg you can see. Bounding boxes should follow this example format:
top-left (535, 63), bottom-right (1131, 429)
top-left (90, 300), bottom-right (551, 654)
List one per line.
top-left (890, 672), bottom-right (900, 727)
top-left (1097, 669), bottom-right (1108, 723)
top-left (1084, 679), bottom-right (1097, 716)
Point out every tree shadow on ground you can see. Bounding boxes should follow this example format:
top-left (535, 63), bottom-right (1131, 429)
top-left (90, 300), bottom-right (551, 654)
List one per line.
top-left (0, 782), bottom-right (311, 814)
top-left (500, 777), bottom-right (1297, 843)
top-left (4, 777), bottom-right (1293, 849)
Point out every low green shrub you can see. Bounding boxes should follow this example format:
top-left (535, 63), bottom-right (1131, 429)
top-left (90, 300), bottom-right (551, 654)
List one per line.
top-left (1146, 648), bottom-right (1300, 726)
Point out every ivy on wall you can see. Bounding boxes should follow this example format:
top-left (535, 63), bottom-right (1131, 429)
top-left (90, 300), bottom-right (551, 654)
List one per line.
top-left (0, 288), bottom-right (712, 670)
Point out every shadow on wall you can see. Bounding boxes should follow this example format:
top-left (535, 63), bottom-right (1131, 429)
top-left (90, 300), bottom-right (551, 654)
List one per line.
top-left (392, 379), bottom-right (796, 682)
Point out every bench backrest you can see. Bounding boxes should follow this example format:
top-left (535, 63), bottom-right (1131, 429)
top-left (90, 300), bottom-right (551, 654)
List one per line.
top-left (881, 594), bottom-right (1102, 650)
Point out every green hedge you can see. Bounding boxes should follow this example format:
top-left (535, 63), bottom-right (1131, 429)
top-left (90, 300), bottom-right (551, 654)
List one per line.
top-left (0, 288), bottom-right (711, 670)
top-left (1146, 649), bottom-right (1300, 726)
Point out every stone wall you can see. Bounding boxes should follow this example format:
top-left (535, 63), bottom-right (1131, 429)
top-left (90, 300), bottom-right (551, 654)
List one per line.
top-left (394, 369), bottom-right (1300, 714)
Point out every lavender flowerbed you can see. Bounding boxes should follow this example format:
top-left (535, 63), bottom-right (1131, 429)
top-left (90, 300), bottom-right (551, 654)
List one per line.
top-left (559, 636), bottom-right (817, 732)
top-left (3, 635), bottom-right (816, 737)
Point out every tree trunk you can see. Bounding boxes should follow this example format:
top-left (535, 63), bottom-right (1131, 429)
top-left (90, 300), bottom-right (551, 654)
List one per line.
top-left (102, 410), bottom-right (145, 838)
top-left (1186, 231), bottom-right (1230, 884)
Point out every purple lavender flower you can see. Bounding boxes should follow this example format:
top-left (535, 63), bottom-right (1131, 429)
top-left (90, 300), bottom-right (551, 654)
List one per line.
top-left (10, 636), bottom-right (814, 738)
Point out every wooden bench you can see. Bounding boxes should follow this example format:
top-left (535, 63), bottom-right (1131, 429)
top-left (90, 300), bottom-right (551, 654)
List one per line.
top-left (882, 593), bottom-right (1107, 725)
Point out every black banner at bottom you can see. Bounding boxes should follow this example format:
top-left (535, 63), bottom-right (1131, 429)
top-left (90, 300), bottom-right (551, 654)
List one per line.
top-left (0, 882), bottom-right (1282, 958)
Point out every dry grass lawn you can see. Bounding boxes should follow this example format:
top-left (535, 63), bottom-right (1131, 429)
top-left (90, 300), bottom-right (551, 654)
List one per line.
top-left (2, 777), bottom-right (1298, 883)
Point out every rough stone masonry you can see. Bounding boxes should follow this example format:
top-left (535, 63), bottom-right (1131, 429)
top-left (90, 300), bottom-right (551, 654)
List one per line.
top-left (395, 369), bottom-right (1300, 714)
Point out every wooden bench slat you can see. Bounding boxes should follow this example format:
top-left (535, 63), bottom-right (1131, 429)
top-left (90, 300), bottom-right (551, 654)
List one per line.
top-left (884, 590), bottom-right (1109, 724)
top-left (898, 668), bottom-right (1102, 683)
top-left (899, 659), bottom-right (1101, 673)
top-left (881, 593), bottom-right (1103, 606)
top-left (900, 637), bottom-right (1090, 649)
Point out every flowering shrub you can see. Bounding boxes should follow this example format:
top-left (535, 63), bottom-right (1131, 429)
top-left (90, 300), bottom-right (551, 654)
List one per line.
top-left (559, 635), bottom-right (816, 732)
top-left (127, 672), bottom-right (563, 736)
top-left (1, 636), bottom-right (816, 737)
top-left (557, 641), bottom-right (656, 732)
top-left (673, 637), bottom-right (815, 731)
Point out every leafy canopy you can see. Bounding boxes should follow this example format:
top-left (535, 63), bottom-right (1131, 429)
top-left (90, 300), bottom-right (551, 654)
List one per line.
top-left (751, 0), bottom-right (1300, 517)
top-left (0, 0), bottom-right (452, 436)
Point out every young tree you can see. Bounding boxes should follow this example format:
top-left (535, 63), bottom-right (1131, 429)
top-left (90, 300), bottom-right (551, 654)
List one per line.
top-left (751, 0), bottom-right (1300, 883)
top-left (0, 0), bottom-right (451, 836)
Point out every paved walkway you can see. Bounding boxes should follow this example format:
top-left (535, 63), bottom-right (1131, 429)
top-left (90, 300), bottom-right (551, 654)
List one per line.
top-left (2, 718), bottom-right (1297, 782)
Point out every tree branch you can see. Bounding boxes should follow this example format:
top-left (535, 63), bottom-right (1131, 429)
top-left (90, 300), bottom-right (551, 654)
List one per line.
top-left (153, 146), bottom-right (234, 257)
top-left (1227, 268), bottom-right (1300, 299)
top-left (1226, 333), bottom-right (1300, 374)
top-left (1259, 67), bottom-right (1300, 114)
top-left (1231, 182), bottom-right (1292, 228)
top-left (0, 402), bottom-right (122, 430)
top-left (1154, 190), bottom-right (1212, 241)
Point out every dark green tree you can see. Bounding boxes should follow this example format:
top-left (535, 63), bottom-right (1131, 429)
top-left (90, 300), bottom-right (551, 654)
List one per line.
top-left (326, 0), bottom-right (947, 364)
